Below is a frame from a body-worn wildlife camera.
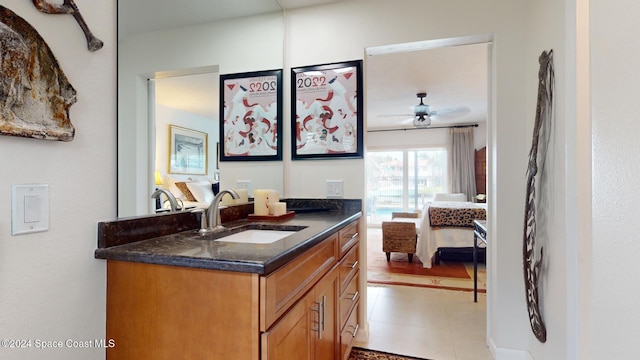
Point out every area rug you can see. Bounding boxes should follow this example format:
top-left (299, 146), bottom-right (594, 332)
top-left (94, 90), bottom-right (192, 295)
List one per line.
top-left (367, 229), bottom-right (486, 292)
top-left (348, 347), bottom-right (431, 360)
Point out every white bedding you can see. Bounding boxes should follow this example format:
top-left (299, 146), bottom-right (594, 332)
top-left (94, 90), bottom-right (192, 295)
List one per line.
top-left (161, 199), bottom-right (209, 211)
top-left (416, 201), bottom-right (487, 268)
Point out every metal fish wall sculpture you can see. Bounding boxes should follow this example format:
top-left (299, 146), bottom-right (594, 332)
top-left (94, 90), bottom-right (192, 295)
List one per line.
top-left (523, 49), bottom-right (554, 343)
top-left (1, 6), bottom-right (77, 141)
top-left (32, 0), bottom-right (103, 52)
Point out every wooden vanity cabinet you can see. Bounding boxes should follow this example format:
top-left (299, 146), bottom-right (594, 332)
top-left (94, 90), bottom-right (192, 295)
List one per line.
top-left (261, 219), bottom-right (361, 360)
top-left (337, 224), bottom-right (361, 359)
top-left (261, 266), bottom-right (338, 360)
top-left (106, 218), bottom-right (360, 360)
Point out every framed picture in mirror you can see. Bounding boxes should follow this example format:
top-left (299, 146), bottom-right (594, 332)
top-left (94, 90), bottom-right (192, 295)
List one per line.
top-left (168, 125), bottom-right (208, 175)
top-left (219, 69), bottom-right (283, 161)
top-left (291, 60), bottom-right (363, 160)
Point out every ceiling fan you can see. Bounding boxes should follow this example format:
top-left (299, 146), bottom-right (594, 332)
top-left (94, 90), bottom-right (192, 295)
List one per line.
top-left (380, 92), bottom-right (469, 128)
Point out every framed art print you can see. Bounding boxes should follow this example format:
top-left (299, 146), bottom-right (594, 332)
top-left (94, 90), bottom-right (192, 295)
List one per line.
top-left (219, 69), bottom-right (283, 161)
top-left (291, 60), bottom-right (363, 160)
top-left (168, 125), bottom-right (208, 175)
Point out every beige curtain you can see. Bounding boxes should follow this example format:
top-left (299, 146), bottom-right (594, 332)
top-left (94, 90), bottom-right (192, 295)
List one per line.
top-left (449, 127), bottom-right (477, 201)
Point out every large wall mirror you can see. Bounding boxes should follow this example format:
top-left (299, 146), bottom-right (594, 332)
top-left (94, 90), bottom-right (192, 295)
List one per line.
top-left (117, 1), bottom-right (285, 217)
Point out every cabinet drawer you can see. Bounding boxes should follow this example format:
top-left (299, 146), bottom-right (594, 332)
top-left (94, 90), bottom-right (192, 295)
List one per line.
top-left (338, 244), bottom-right (359, 295)
top-left (338, 221), bottom-right (359, 258)
top-left (340, 302), bottom-right (359, 360)
top-left (260, 233), bottom-right (338, 331)
top-left (339, 270), bottom-right (359, 327)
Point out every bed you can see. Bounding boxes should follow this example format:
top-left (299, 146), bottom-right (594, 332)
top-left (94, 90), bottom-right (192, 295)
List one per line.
top-left (415, 198), bottom-right (487, 268)
top-left (159, 175), bottom-right (220, 211)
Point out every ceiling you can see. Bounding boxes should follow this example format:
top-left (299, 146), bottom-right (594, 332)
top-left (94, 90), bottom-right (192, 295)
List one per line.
top-left (124, 0), bottom-right (488, 130)
top-left (118, 0), bottom-right (342, 37)
top-left (366, 43), bottom-right (488, 130)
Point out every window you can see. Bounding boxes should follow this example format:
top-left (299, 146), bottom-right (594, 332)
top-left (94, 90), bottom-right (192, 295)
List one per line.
top-left (366, 148), bottom-right (447, 225)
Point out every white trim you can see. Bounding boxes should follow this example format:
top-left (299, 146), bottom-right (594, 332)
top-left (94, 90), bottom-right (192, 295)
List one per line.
top-left (366, 34), bottom-right (494, 57)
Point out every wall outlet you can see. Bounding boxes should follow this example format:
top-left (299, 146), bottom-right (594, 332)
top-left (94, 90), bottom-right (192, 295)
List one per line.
top-left (326, 180), bottom-right (343, 199)
top-left (236, 180), bottom-right (251, 192)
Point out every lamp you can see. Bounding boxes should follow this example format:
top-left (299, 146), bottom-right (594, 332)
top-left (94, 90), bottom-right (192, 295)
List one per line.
top-left (154, 171), bottom-right (163, 186)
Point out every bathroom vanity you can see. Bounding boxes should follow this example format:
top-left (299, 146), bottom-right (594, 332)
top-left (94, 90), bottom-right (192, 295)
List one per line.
top-left (95, 200), bottom-right (362, 360)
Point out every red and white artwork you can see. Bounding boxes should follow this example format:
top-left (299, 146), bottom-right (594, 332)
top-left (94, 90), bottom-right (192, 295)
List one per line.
top-left (293, 61), bottom-right (361, 159)
top-left (221, 71), bottom-right (280, 159)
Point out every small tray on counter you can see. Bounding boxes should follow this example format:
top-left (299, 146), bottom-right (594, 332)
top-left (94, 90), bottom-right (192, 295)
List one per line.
top-left (247, 211), bottom-right (295, 221)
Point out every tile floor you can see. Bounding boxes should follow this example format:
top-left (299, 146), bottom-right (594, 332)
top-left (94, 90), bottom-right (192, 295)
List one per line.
top-left (354, 284), bottom-right (493, 360)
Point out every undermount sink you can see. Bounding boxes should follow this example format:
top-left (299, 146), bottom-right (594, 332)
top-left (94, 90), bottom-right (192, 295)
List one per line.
top-left (216, 229), bottom-right (297, 244)
top-left (191, 224), bottom-right (307, 244)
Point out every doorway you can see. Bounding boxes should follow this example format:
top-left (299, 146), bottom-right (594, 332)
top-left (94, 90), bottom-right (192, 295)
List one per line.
top-left (146, 68), bottom-right (219, 214)
top-left (362, 36), bottom-right (492, 356)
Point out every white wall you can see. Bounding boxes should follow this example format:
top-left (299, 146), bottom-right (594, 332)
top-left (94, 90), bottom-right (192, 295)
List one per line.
top-left (118, 12), bottom-right (285, 216)
top-left (591, 0), bottom-right (640, 358)
top-left (521, 0), bottom-right (573, 358)
top-left (0, 1), bottom-right (115, 359)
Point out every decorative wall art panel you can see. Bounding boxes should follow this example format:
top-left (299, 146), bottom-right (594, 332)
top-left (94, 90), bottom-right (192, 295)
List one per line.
top-left (169, 125), bottom-right (208, 175)
top-left (219, 69), bottom-right (283, 161)
top-left (0, 6), bottom-right (77, 141)
top-left (523, 49), bottom-right (554, 343)
top-left (291, 60), bottom-right (363, 160)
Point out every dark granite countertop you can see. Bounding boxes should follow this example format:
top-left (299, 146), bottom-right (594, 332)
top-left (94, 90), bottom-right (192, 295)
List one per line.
top-left (95, 209), bottom-right (361, 275)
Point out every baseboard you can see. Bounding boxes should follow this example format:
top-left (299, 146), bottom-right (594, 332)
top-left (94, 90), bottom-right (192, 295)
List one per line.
top-left (354, 320), bottom-right (369, 343)
top-left (488, 337), bottom-right (531, 360)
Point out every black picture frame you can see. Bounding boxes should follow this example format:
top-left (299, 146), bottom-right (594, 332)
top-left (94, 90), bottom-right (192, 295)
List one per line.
top-left (291, 60), bottom-right (363, 160)
top-left (219, 69), bottom-right (283, 161)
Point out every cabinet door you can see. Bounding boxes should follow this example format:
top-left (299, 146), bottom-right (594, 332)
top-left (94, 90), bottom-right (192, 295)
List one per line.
top-left (262, 291), bottom-right (313, 360)
top-left (312, 266), bottom-right (338, 360)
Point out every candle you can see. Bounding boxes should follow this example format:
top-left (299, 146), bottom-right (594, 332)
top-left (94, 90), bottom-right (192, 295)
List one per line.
top-left (272, 202), bottom-right (287, 216)
top-left (253, 189), bottom-right (270, 215)
top-left (236, 189), bottom-right (249, 204)
top-left (268, 190), bottom-right (280, 214)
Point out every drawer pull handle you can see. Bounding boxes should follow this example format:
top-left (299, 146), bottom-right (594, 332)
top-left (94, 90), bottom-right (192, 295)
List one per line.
top-left (349, 232), bottom-right (359, 241)
top-left (311, 303), bottom-right (322, 339)
top-left (348, 291), bottom-right (359, 302)
top-left (350, 260), bottom-right (359, 269)
top-left (321, 295), bottom-right (326, 332)
top-left (349, 323), bottom-right (359, 337)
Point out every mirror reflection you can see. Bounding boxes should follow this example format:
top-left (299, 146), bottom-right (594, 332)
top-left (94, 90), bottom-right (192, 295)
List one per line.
top-left (117, 1), bottom-right (285, 217)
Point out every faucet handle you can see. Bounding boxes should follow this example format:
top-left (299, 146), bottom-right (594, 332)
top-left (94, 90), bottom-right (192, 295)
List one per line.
top-left (192, 208), bottom-right (209, 233)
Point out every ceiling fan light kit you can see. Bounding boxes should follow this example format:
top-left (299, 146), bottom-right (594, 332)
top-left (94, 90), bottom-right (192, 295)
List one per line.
top-left (412, 92), bottom-right (432, 127)
top-left (413, 115), bottom-right (431, 127)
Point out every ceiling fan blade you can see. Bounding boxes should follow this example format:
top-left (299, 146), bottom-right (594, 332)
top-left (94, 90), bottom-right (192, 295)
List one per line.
top-left (430, 106), bottom-right (470, 119)
top-left (378, 113), bottom-right (414, 118)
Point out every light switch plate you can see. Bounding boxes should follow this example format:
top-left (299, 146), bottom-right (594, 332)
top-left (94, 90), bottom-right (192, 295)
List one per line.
top-left (326, 180), bottom-right (343, 199)
top-left (12, 184), bottom-right (49, 235)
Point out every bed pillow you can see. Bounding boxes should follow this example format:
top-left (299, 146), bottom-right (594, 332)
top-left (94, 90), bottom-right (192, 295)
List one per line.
top-left (174, 182), bottom-right (197, 202)
top-left (186, 181), bottom-right (215, 204)
top-left (164, 175), bottom-right (186, 200)
top-left (433, 193), bottom-right (467, 202)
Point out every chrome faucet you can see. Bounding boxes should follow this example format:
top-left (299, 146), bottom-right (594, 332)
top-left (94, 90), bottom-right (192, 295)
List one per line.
top-left (151, 188), bottom-right (179, 212)
top-left (200, 189), bottom-right (240, 233)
